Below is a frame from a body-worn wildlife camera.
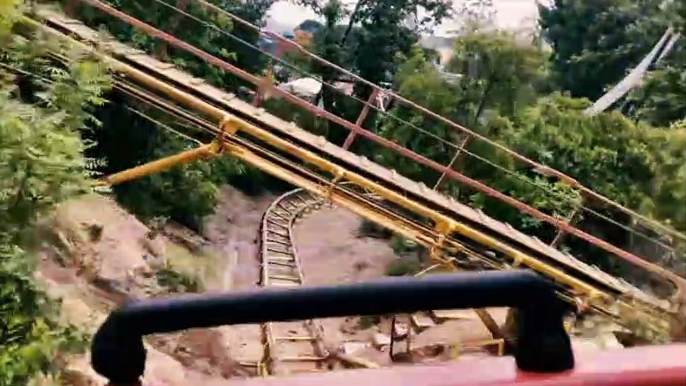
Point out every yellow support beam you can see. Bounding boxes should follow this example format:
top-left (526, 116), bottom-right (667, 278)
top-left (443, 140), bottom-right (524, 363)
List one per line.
top-left (26, 15), bottom-right (671, 338)
top-left (98, 143), bottom-right (219, 186)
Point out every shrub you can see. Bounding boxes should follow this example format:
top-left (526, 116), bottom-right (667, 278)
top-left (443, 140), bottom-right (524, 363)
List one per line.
top-left (386, 257), bottom-right (422, 277)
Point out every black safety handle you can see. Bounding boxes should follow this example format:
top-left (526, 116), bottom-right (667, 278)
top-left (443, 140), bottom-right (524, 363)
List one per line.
top-left (91, 270), bottom-right (574, 384)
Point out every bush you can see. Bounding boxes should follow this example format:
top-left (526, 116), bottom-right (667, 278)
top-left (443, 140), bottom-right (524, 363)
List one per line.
top-left (1, 248), bottom-right (90, 385)
top-left (357, 219), bottom-right (393, 239)
top-left (1, 2), bottom-right (108, 382)
top-left (386, 257), bottom-right (422, 277)
top-left (155, 263), bottom-right (205, 293)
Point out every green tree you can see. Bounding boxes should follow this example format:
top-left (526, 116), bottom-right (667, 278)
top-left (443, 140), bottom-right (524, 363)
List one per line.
top-left (68, 0), bottom-right (272, 92)
top-left (350, 0), bottom-right (451, 94)
top-left (539, 0), bottom-right (674, 101)
top-left (67, 0), bottom-right (277, 227)
top-left (446, 30), bottom-right (548, 121)
top-left (629, 62), bottom-right (686, 127)
top-left (89, 93), bottom-right (250, 232)
top-left (376, 31), bottom-right (548, 191)
top-left (375, 47), bottom-right (469, 185)
top-left (627, 7), bottom-right (685, 127)
top-left (647, 119), bottom-right (686, 234)
top-left (490, 94), bottom-right (686, 266)
top-left (1, 1), bottom-right (110, 383)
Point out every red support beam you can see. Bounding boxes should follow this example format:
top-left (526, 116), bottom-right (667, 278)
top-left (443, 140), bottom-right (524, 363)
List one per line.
top-left (433, 134), bottom-right (472, 190)
top-left (190, 0), bottom-right (685, 244)
top-left (209, 345), bottom-right (686, 386)
top-left (343, 89), bottom-right (379, 149)
top-left (73, 0), bottom-right (686, 294)
top-left (252, 43), bottom-right (283, 107)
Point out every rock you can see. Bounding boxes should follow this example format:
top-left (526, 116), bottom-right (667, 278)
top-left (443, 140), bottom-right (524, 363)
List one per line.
top-left (342, 341), bottom-right (370, 354)
top-left (571, 331), bottom-right (624, 353)
top-left (371, 333), bottom-right (391, 348)
top-left (393, 322), bottom-right (409, 339)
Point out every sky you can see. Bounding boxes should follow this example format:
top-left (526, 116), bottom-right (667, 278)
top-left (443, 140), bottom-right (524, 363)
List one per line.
top-left (265, 0), bottom-right (541, 35)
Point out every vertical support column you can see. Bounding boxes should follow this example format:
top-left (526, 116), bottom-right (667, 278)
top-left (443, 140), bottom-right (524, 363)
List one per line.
top-left (252, 43), bottom-right (283, 107)
top-left (342, 89), bottom-right (380, 150)
top-left (549, 202), bottom-right (583, 247)
top-left (433, 133), bottom-right (472, 191)
top-left (65, 0), bottom-right (79, 16)
top-left (156, 0), bottom-right (190, 59)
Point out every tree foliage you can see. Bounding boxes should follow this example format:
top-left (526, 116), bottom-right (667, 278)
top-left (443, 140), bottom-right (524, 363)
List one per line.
top-left (1, 1), bottom-right (109, 383)
top-left (539, 0), bottom-right (674, 101)
top-left (376, 32), bottom-right (549, 190)
top-left (373, 18), bottom-right (684, 277)
top-left (90, 95), bottom-right (244, 232)
top-left (1, 1), bottom-right (684, 379)
top-left (446, 30), bottom-right (549, 120)
top-left (628, 24), bottom-right (686, 127)
top-left (65, 0), bottom-right (280, 228)
top-left (68, 0), bottom-right (272, 88)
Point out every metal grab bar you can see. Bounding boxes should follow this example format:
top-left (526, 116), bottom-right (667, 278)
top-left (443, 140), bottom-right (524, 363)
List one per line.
top-left (91, 270), bottom-right (574, 384)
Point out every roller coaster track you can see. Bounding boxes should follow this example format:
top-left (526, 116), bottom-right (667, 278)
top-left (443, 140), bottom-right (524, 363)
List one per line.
top-left (585, 28), bottom-right (681, 116)
top-left (257, 189), bottom-right (328, 375)
top-left (20, 1), bottom-right (686, 344)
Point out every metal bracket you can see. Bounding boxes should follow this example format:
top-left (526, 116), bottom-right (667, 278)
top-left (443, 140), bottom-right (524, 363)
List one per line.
top-left (430, 220), bottom-right (456, 264)
top-left (325, 169), bottom-right (346, 202)
top-left (215, 116), bottom-right (240, 153)
top-left (573, 296), bottom-right (591, 314)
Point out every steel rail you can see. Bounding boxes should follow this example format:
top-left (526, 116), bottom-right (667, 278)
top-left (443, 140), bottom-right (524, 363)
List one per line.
top-left (258, 188), bottom-right (328, 375)
top-left (101, 69), bottom-right (666, 336)
top-left (23, 14), bottom-right (676, 341)
top-left (137, 0), bottom-right (677, 255)
top-left (188, 0), bottom-right (685, 243)
top-left (51, 1), bottom-right (686, 296)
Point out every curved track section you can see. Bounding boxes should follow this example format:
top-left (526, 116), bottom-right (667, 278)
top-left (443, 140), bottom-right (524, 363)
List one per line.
top-left (258, 189), bottom-right (328, 375)
top-left (33, 9), bottom-right (679, 340)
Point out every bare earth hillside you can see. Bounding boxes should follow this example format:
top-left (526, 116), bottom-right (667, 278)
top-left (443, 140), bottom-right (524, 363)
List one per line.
top-left (38, 187), bottom-right (620, 385)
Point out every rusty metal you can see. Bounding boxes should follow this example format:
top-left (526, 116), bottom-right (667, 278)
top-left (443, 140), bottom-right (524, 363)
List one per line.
top-left (187, 0), bottom-right (685, 244)
top-left (433, 134), bottom-right (472, 191)
top-left (49, 0), bottom-right (686, 296)
top-left (222, 344), bottom-right (686, 386)
top-left (343, 89), bottom-right (379, 150)
top-left (550, 207), bottom-right (583, 248)
top-left (26, 11), bottom-right (677, 341)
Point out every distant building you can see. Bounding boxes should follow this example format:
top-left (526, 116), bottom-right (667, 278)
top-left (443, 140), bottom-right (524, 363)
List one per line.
top-left (293, 19), bottom-right (322, 47)
top-left (297, 19), bottom-right (323, 34)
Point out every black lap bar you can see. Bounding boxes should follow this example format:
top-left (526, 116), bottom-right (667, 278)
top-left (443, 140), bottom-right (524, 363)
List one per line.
top-left (91, 269), bottom-right (573, 383)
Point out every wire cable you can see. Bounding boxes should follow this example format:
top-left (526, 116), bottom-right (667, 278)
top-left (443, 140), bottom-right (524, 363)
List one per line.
top-left (187, 0), bottom-right (686, 242)
top-left (35, 3), bottom-right (685, 291)
top-left (135, 0), bottom-right (680, 252)
top-left (124, 104), bottom-right (202, 145)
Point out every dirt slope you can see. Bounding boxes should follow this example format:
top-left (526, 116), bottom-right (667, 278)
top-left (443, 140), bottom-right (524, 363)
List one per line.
top-left (37, 188), bottom-right (620, 386)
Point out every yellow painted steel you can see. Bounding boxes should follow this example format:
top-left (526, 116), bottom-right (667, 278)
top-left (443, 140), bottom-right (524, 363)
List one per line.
top-left (97, 143), bottom-right (219, 185)
top-left (26, 16), bottom-right (672, 337)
